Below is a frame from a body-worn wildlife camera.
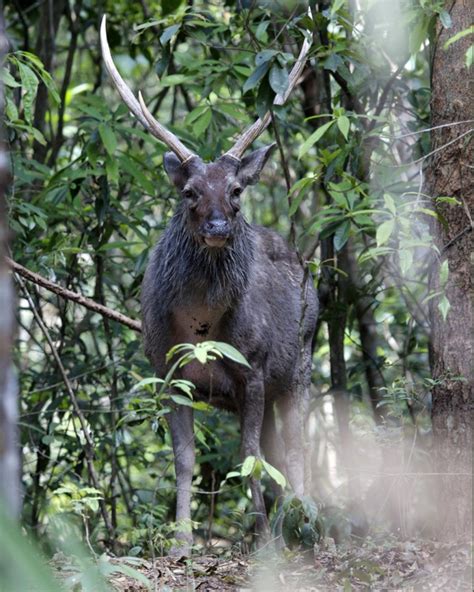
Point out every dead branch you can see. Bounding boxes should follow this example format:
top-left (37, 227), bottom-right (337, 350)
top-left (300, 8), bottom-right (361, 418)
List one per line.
top-left (7, 257), bottom-right (142, 333)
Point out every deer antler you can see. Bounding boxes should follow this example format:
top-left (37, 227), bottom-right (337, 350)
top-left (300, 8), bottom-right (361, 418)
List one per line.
top-left (100, 15), bottom-right (195, 163)
top-left (224, 11), bottom-right (313, 161)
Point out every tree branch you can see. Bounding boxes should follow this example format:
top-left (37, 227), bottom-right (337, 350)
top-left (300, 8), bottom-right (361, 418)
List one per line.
top-left (7, 258), bottom-right (142, 333)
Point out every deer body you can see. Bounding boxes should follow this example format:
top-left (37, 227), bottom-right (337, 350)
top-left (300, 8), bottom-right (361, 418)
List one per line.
top-left (143, 206), bottom-right (317, 414)
top-left (100, 14), bottom-right (316, 554)
top-left (141, 154), bottom-right (318, 551)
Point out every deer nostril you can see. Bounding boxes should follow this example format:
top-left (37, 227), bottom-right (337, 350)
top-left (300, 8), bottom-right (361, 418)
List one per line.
top-left (204, 219), bottom-right (230, 236)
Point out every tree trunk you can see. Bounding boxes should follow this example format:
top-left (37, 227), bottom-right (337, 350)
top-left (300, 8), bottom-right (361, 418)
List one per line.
top-left (0, 7), bottom-right (21, 518)
top-left (426, 0), bottom-right (473, 541)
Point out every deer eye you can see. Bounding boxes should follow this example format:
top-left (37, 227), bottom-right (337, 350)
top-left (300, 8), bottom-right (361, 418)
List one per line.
top-left (231, 186), bottom-right (242, 198)
top-left (182, 188), bottom-right (197, 200)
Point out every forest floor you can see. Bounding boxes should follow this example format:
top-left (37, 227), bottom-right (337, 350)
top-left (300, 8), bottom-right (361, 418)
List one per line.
top-left (90, 537), bottom-right (472, 591)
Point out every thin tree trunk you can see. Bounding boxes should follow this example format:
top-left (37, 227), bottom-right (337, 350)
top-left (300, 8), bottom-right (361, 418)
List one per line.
top-left (426, 0), bottom-right (473, 541)
top-left (32, 0), bottom-right (65, 164)
top-left (0, 6), bottom-right (21, 518)
top-left (346, 245), bottom-right (385, 424)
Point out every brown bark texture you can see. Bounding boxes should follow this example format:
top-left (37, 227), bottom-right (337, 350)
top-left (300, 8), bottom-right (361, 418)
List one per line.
top-left (426, 0), bottom-right (473, 540)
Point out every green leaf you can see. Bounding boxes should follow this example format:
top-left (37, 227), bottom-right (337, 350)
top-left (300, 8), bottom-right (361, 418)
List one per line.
top-left (337, 115), bottom-right (350, 140)
top-left (331, 0), bottom-right (346, 14)
top-left (255, 21), bottom-right (270, 42)
top-left (383, 193), bottom-right (396, 215)
top-left (466, 45), bottom-right (473, 68)
top-left (185, 104), bottom-right (208, 125)
top-left (243, 62), bottom-right (270, 93)
top-left (118, 154), bottom-right (155, 194)
top-left (105, 154), bottom-right (119, 182)
top-left (409, 20), bottom-right (428, 54)
top-left (212, 342), bottom-right (251, 368)
top-left (398, 249), bottom-right (413, 275)
top-left (298, 120), bottom-right (334, 158)
top-left (333, 220), bottom-right (350, 251)
top-left (5, 96), bottom-right (19, 120)
top-left (269, 64), bottom-right (289, 95)
top-left (438, 295), bottom-right (451, 320)
top-left (0, 68), bottom-right (20, 88)
top-left (99, 123), bottom-right (117, 156)
top-left (241, 455), bottom-right (256, 477)
top-left (443, 26), bottom-right (473, 49)
top-left (192, 108), bottom-right (212, 137)
top-left (160, 24), bottom-right (181, 45)
top-left (289, 191), bottom-right (307, 217)
top-left (323, 54), bottom-right (344, 73)
top-left (161, 0), bottom-right (184, 16)
top-left (262, 459), bottom-right (286, 488)
top-left (439, 10), bottom-right (452, 29)
top-left (160, 74), bottom-right (188, 87)
top-left (31, 127), bottom-right (47, 146)
top-left (255, 49), bottom-right (278, 66)
top-left (132, 377), bottom-right (163, 391)
top-left (18, 62), bottom-right (38, 124)
top-left (170, 394), bottom-right (194, 407)
top-left (376, 219), bottom-right (395, 246)
top-left (439, 259), bottom-right (449, 287)
top-left (194, 345), bottom-right (209, 364)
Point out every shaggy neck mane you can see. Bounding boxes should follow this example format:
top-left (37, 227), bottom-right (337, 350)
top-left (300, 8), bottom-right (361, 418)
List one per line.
top-left (159, 203), bottom-right (255, 308)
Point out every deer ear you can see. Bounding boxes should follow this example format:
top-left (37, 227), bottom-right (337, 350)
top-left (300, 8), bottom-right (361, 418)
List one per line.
top-left (164, 152), bottom-right (188, 189)
top-left (237, 143), bottom-right (276, 186)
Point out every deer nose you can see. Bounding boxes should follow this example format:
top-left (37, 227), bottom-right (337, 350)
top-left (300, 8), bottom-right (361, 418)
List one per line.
top-left (203, 218), bottom-right (230, 236)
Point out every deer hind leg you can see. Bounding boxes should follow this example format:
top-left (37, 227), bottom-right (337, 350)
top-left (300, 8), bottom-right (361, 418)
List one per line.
top-left (240, 373), bottom-right (269, 542)
top-left (261, 401), bottom-right (286, 498)
top-left (277, 393), bottom-right (305, 498)
top-left (167, 403), bottom-right (195, 556)
top-left (277, 341), bottom-right (312, 500)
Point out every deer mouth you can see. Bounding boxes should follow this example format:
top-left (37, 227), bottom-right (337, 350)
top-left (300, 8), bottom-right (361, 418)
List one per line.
top-left (203, 235), bottom-right (228, 248)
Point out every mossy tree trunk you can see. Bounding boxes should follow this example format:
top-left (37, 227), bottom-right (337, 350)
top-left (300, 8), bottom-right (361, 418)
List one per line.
top-left (426, 0), bottom-right (473, 541)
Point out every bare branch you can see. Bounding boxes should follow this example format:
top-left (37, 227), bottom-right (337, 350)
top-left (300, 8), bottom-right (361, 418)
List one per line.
top-left (7, 258), bottom-right (142, 333)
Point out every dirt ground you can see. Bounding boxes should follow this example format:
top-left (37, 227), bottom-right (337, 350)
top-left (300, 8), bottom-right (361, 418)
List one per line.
top-left (100, 538), bottom-right (471, 591)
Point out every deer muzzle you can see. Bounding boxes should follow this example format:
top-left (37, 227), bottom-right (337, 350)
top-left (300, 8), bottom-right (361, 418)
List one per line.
top-left (201, 218), bottom-right (231, 248)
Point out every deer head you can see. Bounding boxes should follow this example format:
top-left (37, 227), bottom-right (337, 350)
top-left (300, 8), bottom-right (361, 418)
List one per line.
top-left (100, 15), bottom-right (312, 248)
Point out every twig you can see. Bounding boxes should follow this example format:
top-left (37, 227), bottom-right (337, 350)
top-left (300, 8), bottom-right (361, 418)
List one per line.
top-left (7, 257), bottom-right (142, 332)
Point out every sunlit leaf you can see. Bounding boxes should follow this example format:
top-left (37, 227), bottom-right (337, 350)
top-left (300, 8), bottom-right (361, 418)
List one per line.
top-left (212, 342), bottom-right (251, 368)
top-left (376, 219), bottom-right (395, 246)
top-left (241, 455), bottom-right (256, 477)
top-left (438, 295), bottom-right (451, 320)
top-left (262, 459), bottom-right (286, 488)
top-left (337, 115), bottom-right (350, 140)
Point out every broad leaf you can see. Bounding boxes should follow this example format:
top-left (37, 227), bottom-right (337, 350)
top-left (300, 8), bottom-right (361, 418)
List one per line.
top-left (241, 455), bottom-right (256, 477)
top-left (298, 120), bottom-right (334, 158)
top-left (243, 62), bottom-right (270, 93)
top-left (212, 342), bottom-right (251, 368)
top-left (269, 64), bottom-right (289, 95)
top-left (376, 219), bottom-right (395, 246)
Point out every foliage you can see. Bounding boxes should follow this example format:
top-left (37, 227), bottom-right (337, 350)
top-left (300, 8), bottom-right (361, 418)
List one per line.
top-left (3, 0), bottom-right (457, 563)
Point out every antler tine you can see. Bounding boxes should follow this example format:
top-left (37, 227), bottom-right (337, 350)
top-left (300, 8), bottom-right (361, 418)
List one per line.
top-left (225, 10), bottom-right (313, 161)
top-left (100, 15), bottom-right (195, 163)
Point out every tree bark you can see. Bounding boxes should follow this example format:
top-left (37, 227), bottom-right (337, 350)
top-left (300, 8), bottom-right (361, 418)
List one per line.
top-left (0, 6), bottom-right (21, 518)
top-left (426, 0), bottom-right (473, 541)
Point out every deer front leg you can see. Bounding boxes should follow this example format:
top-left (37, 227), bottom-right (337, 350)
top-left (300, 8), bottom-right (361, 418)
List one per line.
top-left (240, 374), bottom-right (269, 541)
top-left (167, 403), bottom-right (195, 556)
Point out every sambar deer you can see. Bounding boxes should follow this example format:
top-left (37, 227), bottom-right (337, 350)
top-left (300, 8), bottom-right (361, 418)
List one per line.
top-left (101, 15), bottom-right (317, 554)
